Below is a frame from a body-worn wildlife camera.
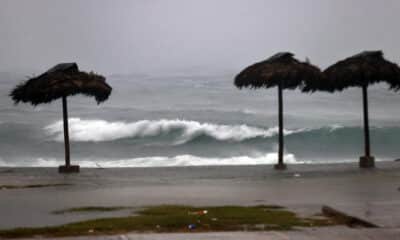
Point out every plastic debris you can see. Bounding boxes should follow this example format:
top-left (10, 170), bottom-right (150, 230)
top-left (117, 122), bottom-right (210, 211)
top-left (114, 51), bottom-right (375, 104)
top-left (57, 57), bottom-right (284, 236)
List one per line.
top-left (188, 224), bottom-right (196, 230)
top-left (211, 218), bottom-right (218, 221)
top-left (293, 173), bottom-right (301, 177)
top-left (188, 210), bottom-right (208, 215)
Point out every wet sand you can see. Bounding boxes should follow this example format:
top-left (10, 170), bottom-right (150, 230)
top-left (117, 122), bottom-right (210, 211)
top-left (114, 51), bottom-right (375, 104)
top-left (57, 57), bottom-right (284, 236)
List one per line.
top-left (0, 162), bottom-right (399, 230)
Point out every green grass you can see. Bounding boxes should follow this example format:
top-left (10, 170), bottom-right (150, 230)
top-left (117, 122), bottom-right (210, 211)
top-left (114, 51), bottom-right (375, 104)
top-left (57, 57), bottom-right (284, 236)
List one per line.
top-left (52, 206), bottom-right (132, 214)
top-left (0, 183), bottom-right (72, 190)
top-left (0, 205), bottom-right (339, 238)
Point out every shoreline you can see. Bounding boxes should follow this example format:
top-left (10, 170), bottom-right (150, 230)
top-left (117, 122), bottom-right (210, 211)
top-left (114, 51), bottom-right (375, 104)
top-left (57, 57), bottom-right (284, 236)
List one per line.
top-left (1, 158), bottom-right (399, 170)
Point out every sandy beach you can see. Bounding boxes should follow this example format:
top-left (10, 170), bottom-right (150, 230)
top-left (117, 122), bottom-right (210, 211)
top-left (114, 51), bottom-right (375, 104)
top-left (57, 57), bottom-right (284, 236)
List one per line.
top-left (1, 161), bottom-right (399, 236)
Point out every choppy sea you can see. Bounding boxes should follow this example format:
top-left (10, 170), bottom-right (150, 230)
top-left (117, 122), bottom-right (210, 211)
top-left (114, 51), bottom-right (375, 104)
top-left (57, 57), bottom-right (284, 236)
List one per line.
top-left (1, 72), bottom-right (399, 167)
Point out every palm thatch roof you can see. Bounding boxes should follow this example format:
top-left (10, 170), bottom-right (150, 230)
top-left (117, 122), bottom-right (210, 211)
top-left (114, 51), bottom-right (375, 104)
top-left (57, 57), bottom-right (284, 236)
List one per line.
top-left (234, 52), bottom-right (324, 90)
top-left (321, 51), bottom-right (400, 92)
top-left (10, 63), bottom-right (112, 105)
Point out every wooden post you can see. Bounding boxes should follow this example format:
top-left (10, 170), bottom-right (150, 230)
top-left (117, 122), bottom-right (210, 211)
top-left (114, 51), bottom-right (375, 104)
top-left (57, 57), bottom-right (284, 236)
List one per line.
top-left (62, 96), bottom-right (70, 167)
top-left (58, 96), bottom-right (79, 173)
top-left (362, 85), bottom-right (370, 157)
top-left (359, 85), bottom-right (375, 168)
top-left (275, 83), bottom-right (286, 170)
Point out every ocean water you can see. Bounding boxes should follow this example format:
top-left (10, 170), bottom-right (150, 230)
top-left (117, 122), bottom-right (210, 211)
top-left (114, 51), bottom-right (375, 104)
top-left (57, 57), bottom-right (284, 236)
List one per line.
top-left (1, 72), bottom-right (400, 167)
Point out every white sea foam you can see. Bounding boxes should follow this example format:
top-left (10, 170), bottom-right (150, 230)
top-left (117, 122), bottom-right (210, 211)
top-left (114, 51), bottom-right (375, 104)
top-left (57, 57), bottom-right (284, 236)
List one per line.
top-left (328, 124), bottom-right (344, 132)
top-left (45, 118), bottom-right (304, 143)
top-left (0, 155), bottom-right (389, 168)
top-left (0, 153), bottom-right (298, 168)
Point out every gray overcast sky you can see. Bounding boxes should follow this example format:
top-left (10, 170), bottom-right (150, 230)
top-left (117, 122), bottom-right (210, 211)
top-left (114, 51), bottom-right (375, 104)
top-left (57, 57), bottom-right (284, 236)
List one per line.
top-left (0, 0), bottom-right (399, 75)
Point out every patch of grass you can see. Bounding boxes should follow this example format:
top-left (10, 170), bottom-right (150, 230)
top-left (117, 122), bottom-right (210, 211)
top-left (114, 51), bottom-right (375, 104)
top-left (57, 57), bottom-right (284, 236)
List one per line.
top-left (52, 206), bottom-right (131, 215)
top-left (0, 183), bottom-right (72, 190)
top-left (0, 205), bottom-right (339, 238)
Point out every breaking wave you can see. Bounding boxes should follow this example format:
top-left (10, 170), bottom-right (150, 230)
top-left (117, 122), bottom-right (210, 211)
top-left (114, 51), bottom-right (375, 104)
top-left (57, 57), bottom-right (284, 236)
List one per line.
top-left (45, 118), bottom-right (308, 144)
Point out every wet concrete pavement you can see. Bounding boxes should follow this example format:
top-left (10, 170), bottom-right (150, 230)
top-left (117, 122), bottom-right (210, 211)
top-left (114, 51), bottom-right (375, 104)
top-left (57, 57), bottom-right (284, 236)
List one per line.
top-left (1, 162), bottom-right (399, 239)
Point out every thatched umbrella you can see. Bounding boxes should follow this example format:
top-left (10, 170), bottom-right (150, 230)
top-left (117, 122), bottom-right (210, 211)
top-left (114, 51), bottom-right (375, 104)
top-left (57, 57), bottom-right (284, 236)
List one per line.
top-left (10, 63), bottom-right (112, 173)
top-left (234, 52), bottom-right (323, 170)
top-left (313, 51), bottom-right (400, 168)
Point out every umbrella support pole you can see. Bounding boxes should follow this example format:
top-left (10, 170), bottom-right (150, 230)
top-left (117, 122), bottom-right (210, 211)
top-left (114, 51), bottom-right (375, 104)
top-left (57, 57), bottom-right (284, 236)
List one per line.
top-left (58, 96), bottom-right (80, 173)
top-left (359, 85), bottom-right (374, 168)
top-left (274, 84), bottom-right (287, 170)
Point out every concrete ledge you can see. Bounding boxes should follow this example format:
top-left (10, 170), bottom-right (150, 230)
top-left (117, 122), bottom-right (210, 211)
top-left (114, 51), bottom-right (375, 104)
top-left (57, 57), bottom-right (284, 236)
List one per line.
top-left (322, 205), bottom-right (379, 228)
top-left (58, 165), bottom-right (80, 173)
top-left (274, 163), bottom-right (287, 170)
top-left (359, 156), bottom-right (375, 168)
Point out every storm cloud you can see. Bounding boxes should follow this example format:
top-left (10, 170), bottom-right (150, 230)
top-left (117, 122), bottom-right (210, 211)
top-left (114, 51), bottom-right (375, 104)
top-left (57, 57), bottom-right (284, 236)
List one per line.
top-left (1, 0), bottom-right (399, 75)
